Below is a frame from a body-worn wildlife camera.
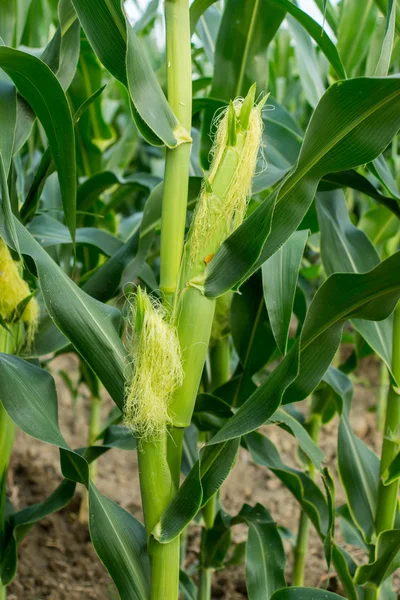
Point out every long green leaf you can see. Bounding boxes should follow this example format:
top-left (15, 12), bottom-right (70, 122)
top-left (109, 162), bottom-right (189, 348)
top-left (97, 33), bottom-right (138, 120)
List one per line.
top-left (205, 76), bottom-right (400, 297)
top-left (374, 0), bottom-right (396, 75)
top-left (0, 354), bottom-right (88, 483)
top-left (271, 0), bottom-right (345, 79)
top-left (208, 252), bottom-right (400, 445)
top-left (126, 20), bottom-right (189, 148)
top-left (154, 439), bottom-right (240, 543)
top-left (271, 589), bottom-right (344, 600)
top-left (244, 504), bottom-right (286, 599)
top-left (89, 483), bottom-right (150, 600)
top-left (337, 0), bottom-right (377, 76)
top-left (0, 217), bottom-right (127, 409)
top-left (71, 0), bottom-right (127, 84)
top-left (355, 529), bottom-right (400, 586)
top-left (262, 230), bottom-right (308, 355)
top-left (0, 46), bottom-right (76, 241)
top-left (0, 62), bottom-right (16, 176)
top-left (316, 190), bottom-right (395, 381)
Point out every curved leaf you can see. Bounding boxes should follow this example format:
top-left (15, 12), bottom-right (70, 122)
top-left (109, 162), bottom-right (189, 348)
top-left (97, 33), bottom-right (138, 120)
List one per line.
top-left (89, 483), bottom-right (150, 600)
top-left (0, 46), bottom-right (76, 241)
top-left (271, 589), bottom-right (344, 600)
top-left (271, 0), bottom-right (346, 79)
top-left (0, 354), bottom-right (88, 484)
top-left (316, 190), bottom-right (395, 380)
top-left (263, 230), bottom-right (308, 355)
top-left (0, 217), bottom-right (127, 409)
top-left (204, 76), bottom-right (400, 298)
top-left (243, 504), bottom-right (286, 599)
top-left (154, 439), bottom-right (240, 543)
top-left (126, 20), bottom-right (189, 148)
top-left (71, 0), bottom-right (127, 84)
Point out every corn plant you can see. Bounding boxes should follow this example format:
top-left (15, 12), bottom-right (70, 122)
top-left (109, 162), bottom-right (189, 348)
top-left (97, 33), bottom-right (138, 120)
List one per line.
top-left (1, 1), bottom-right (400, 600)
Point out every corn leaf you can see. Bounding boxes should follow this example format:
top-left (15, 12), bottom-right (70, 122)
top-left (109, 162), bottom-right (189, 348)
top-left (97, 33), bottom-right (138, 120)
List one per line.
top-left (374, 0), bottom-right (400, 36)
top-left (337, 0), bottom-right (377, 76)
top-left (271, 589), bottom-right (344, 599)
top-left (268, 409), bottom-right (325, 471)
top-left (374, 0), bottom-right (396, 76)
top-left (205, 77), bottom-right (400, 297)
top-left (88, 483), bottom-right (150, 600)
top-left (1, 480), bottom-right (76, 586)
top-left (271, 0), bottom-right (346, 79)
top-left (154, 439), bottom-right (240, 543)
top-left (316, 190), bottom-right (395, 382)
top-left (338, 417), bottom-right (380, 544)
top-left (245, 432), bottom-right (330, 538)
top-left (243, 504), bottom-right (286, 599)
top-left (0, 216), bottom-right (127, 409)
top-left (355, 529), bottom-right (400, 586)
top-left (207, 252), bottom-right (400, 445)
top-left (0, 46), bottom-right (76, 242)
top-left (28, 214), bottom-right (123, 256)
top-left (126, 20), bottom-right (188, 148)
top-left (71, 0), bottom-right (127, 85)
top-left (0, 354), bottom-right (89, 484)
top-left (283, 252), bottom-right (400, 404)
top-left (190, 0), bottom-right (219, 32)
top-left (0, 59), bottom-right (16, 176)
top-left (231, 273), bottom-right (277, 407)
top-left (262, 230), bottom-right (308, 355)
top-left (323, 367), bottom-right (380, 545)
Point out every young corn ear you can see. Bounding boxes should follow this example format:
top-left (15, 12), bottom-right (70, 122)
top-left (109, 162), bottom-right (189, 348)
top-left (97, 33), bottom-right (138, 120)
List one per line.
top-left (124, 288), bottom-right (183, 442)
top-left (0, 237), bottom-right (39, 345)
top-left (183, 83), bottom-right (265, 283)
top-left (170, 85), bottom-right (266, 427)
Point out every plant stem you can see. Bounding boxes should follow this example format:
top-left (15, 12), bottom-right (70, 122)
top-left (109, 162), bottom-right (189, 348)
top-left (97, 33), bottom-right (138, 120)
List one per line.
top-left (209, 335), bottom-right (231, 392)
top-left (80, 393), bottom-right (102, 523)
top-left (138, 1), bottom-right (191, 595)
top-left (138, 433), bottom-right (180, 599)
top-left (377, 362), bottom-right (389, 433)
top-left (198, 567), bottom-right (212, 600)
top-left (292, 409), bottom-right (321, 586)
top-left (364, 583), bottom-right (379, 600)
top-left (375, 302), bottom-right (400, 534)
top-left (0, 327), bottom-right (17, 600)
top-left (198, 336), bottom-right (231, 600)
top-left (160, 0), bottom-right (192, 307)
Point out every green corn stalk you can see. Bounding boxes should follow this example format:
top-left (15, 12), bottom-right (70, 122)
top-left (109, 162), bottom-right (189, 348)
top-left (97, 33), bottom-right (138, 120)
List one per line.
top-left (131, 84), bottom-right (264, 598)
top-left (0, 326), bottom-right (19, 600)
top-left (292, 404), bottom-right (322, 586)
top-left (132, 1), bottom-right (193, 596)
top-left (198, 310), bottom-right (232, 600)
top-left (376, 302), bottom-right (400, 534)
top-left (362, 302), bottom-right (400, 600)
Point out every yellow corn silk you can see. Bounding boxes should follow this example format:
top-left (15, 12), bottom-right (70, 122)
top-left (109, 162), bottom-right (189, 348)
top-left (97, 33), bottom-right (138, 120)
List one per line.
top-left (124, 288), bottom-right (184, 442)
top-left (0, 237), bottom-right (39, 345)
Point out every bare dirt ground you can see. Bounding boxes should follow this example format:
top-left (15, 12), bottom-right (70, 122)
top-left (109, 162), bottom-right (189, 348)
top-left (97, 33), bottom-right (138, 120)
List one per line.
top-left (6, 354), bottom-right (396, 599)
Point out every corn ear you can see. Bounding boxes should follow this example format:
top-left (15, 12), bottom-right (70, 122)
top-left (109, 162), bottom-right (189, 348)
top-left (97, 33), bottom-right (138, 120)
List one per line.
top-left (170, 85), bottom-right (265, 427)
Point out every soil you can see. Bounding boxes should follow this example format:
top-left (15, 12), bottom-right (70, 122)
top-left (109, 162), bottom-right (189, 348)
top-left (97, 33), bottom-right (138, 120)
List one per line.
top-left (5, 354), bottom-right (398, 599)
